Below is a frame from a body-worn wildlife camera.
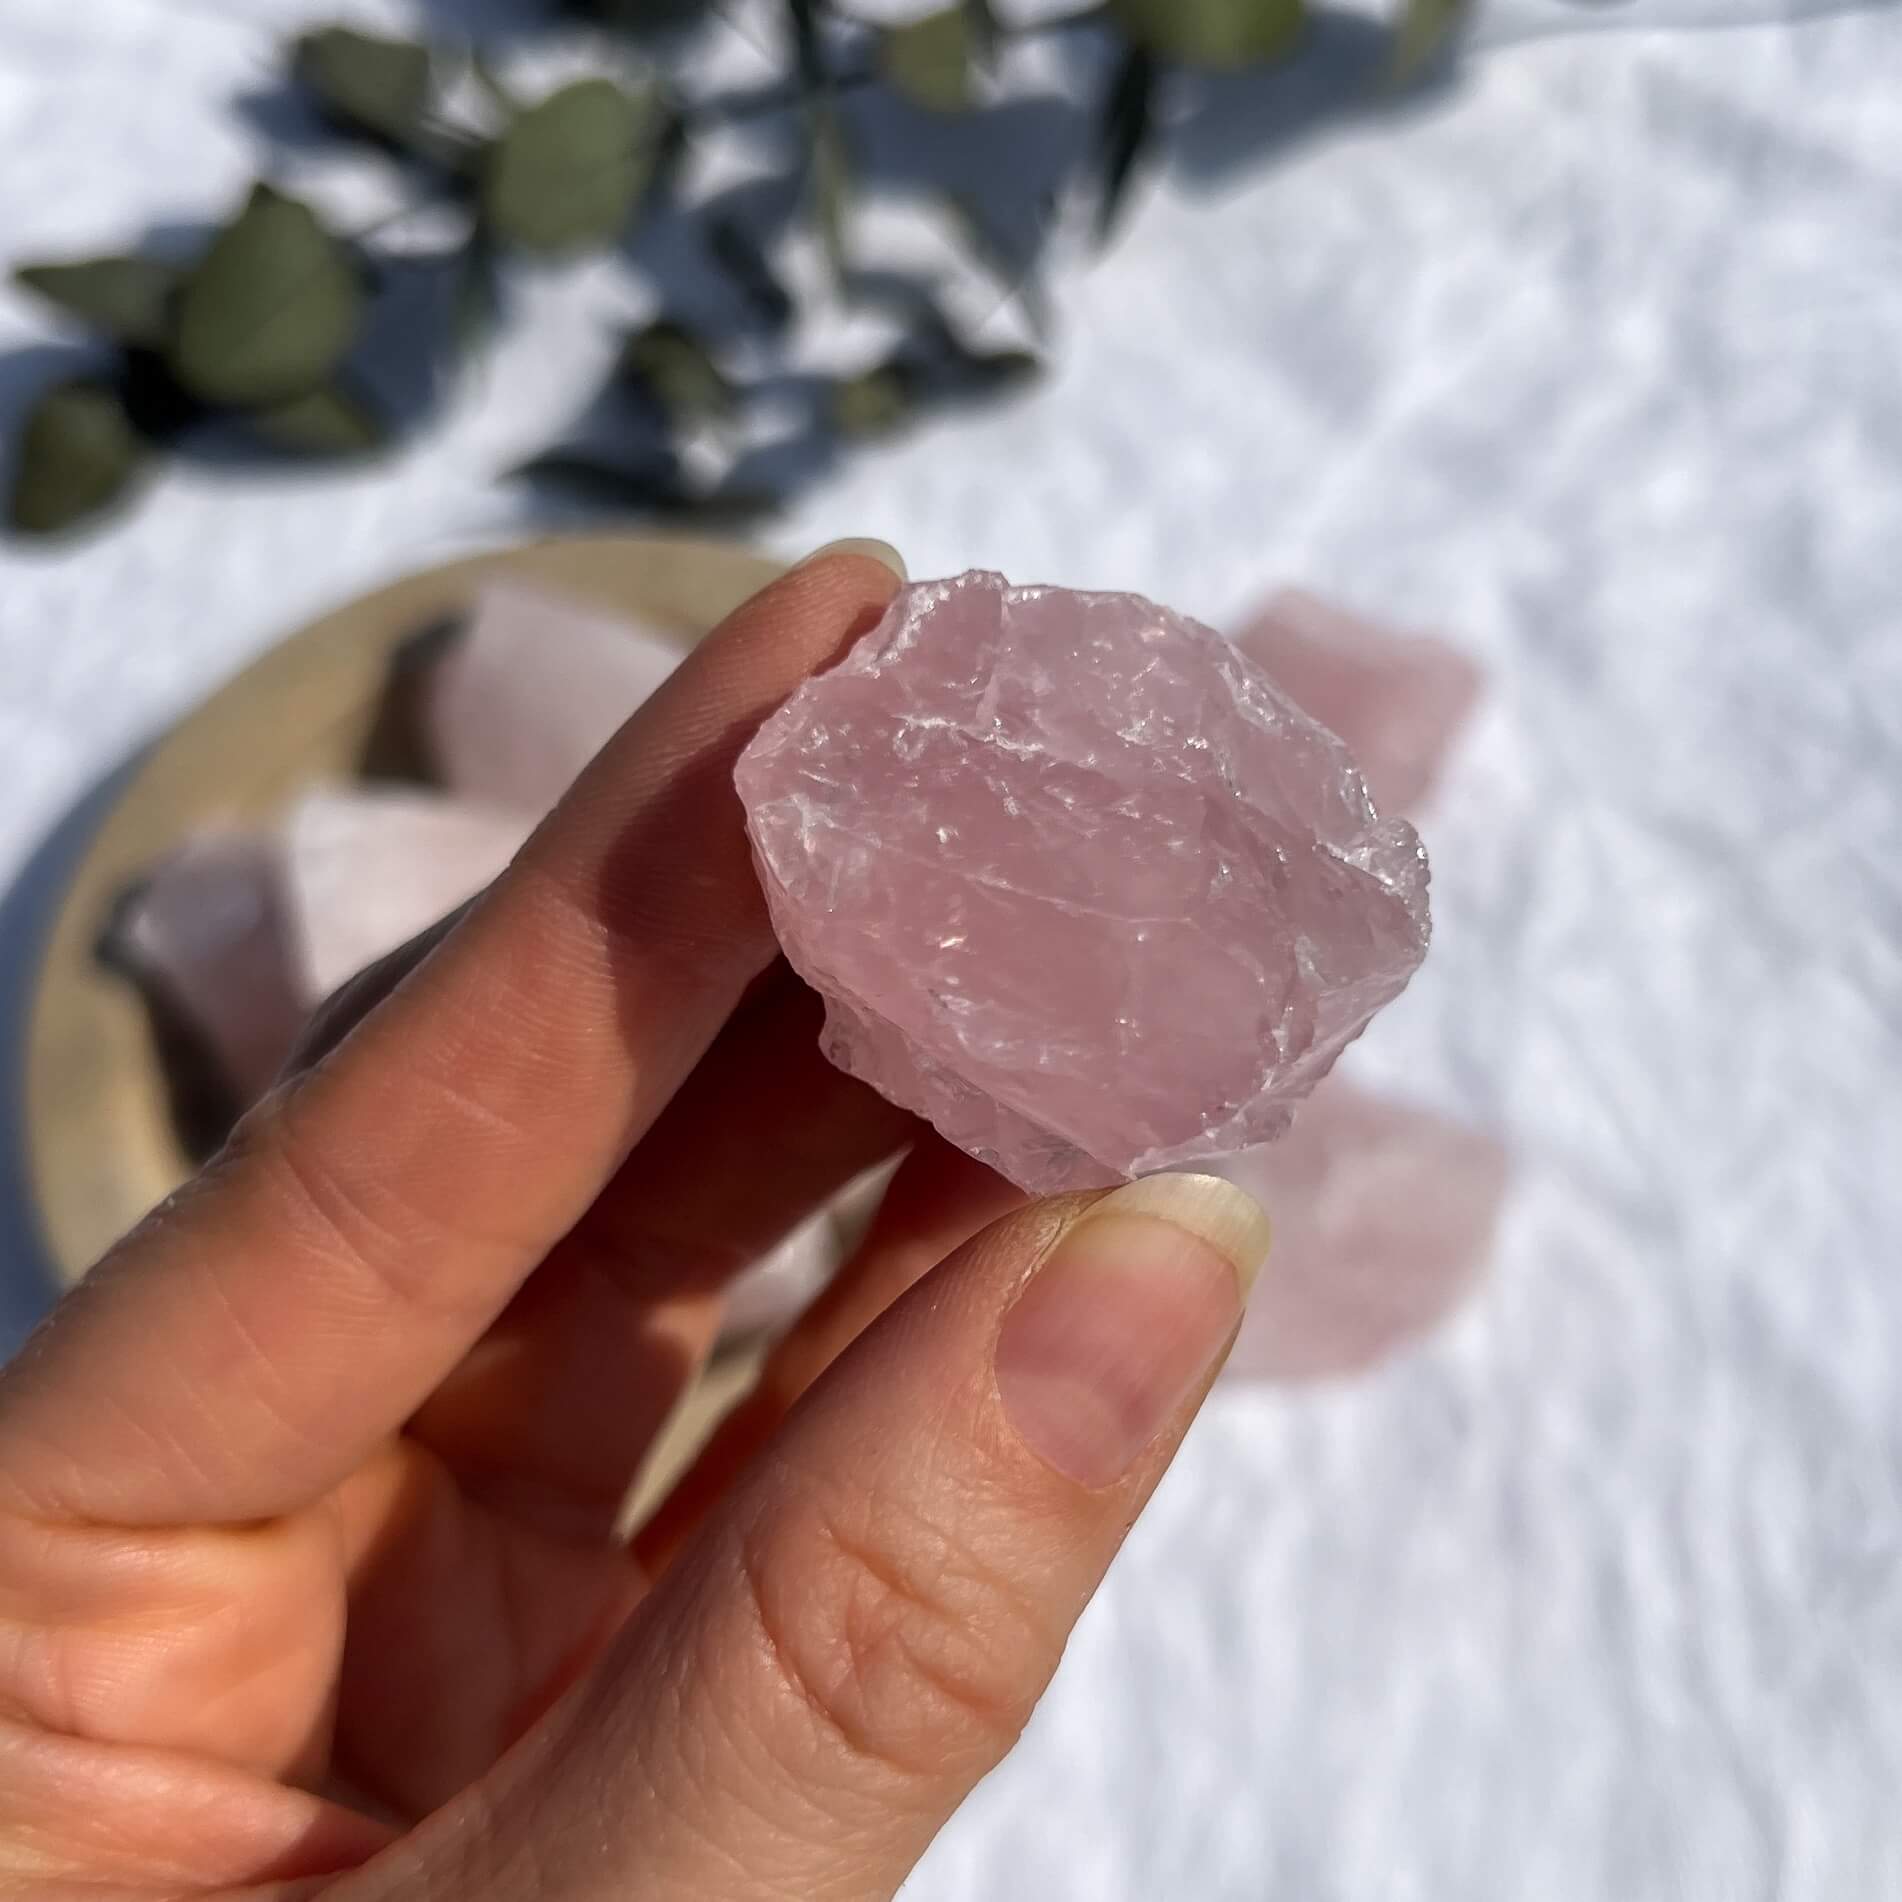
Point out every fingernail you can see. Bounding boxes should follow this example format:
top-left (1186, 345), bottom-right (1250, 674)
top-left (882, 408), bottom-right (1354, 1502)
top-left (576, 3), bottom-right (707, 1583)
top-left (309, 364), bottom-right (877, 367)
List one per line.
top-left (995, 1175), bottom-right (1270, 1489)
top-left (799, 536), bottom-right (907, 580)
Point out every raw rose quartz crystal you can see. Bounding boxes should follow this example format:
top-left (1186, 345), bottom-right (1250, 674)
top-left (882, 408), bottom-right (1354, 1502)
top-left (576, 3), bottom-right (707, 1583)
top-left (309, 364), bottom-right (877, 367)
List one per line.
top-left (736, 572), bottom-right (1431, 1193)
top-left (1217, 1082), bottom-right (1506, 1382)
top-left (104, 833), bottom-right (305, 1105)
top-left (283, 787), bottom-right (531, 1004)
top-left (426, 579), bottom-right (685, 816)
top-left (1231, 590), bottom-right (1482, 815)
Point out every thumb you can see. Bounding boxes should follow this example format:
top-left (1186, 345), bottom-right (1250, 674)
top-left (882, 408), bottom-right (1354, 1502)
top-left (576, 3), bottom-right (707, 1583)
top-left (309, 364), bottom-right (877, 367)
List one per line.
top-left (349, 1173), bottom-right (1268, 1902)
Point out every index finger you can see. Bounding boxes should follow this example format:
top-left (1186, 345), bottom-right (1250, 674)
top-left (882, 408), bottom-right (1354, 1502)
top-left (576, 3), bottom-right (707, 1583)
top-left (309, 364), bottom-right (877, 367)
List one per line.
top-left (0, 544), bottom-right (904, 1528)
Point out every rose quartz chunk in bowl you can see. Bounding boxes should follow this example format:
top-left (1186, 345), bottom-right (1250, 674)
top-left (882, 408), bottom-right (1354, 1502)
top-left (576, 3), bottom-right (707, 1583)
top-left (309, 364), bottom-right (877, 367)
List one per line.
top-left (736, 572), bottom-right (1431, 1193)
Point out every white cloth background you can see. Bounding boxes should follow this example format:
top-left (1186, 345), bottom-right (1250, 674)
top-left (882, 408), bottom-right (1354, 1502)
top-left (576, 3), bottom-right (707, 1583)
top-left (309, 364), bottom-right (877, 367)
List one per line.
top-left (3, 1), bottom-right (1901, 1895)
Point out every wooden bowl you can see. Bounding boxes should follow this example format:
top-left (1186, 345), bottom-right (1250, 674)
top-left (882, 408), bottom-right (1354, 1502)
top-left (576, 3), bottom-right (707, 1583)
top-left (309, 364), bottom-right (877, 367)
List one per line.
top-left (25, 533), bottom-right (782, 1285)
top-left (21, 534), bottom-right (789, 1513)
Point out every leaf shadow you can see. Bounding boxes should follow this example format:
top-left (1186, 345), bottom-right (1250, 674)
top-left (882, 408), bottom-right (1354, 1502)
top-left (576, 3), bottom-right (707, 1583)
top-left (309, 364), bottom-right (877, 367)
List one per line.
top-left (1168, 9), bottom-right (1468, 190)
top-left (230, 82), bottom-right (337, 154)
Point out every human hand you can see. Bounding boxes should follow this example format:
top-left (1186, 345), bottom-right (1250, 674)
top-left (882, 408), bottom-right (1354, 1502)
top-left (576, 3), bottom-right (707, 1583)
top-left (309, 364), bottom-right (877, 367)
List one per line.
top-left (0, 547), bottom-right (1269, 1901)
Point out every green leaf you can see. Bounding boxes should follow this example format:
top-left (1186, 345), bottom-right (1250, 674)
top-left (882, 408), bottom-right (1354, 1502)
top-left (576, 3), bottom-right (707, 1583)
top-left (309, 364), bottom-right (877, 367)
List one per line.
top-left (14, 256), bottom-right (184, 349)
top-left (7, 381), bottom-right (149, 536)
top-left (246, 384), bottom-right (387, 456)
top-left (882, 7), bottom-right (972, 113)
top-left (167, 185), bottom-right (365, 408)
top-left (482, 78), bottom-right (656, 253)
top-left (1386, 0), bottom-right (1470, 85)
top-left (1106, 0), bottom-right (1305, 69)
top-left (293, 26), bottom-right (434, 143)
top-left (810, 108), bottom-right (851, 284)
top-left (619, 320), bottom-right (736, 422)
top-left (707, 218), bottom-right (794, 330)
top-left (1095, 46), bottom-right (1157, 241)
top-left (830, 364), bottom-right (914, 438)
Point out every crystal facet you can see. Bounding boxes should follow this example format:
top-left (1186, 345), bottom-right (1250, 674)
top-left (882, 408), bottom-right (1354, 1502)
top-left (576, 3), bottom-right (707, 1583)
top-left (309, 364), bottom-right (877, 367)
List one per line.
top-left (736, 572), bottom-right (1431, 1193)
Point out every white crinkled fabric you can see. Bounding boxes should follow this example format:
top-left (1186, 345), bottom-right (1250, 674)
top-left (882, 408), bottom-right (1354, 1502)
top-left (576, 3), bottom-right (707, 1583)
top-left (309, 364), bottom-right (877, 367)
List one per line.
top-left (2, 1), bottom-right (1900, 1895)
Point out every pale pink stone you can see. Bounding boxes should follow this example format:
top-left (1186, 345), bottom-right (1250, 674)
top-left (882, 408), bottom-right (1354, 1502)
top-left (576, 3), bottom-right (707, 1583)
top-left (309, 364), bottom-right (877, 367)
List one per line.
top-left (425, 579), bottom-right (686, 816)
top-left (282, 787), bottom-right (531, 1005)
top-left (1219, 1083), bottom-right (1506, 1382)
top-left (736, 572), bottom-right (1431, 1193)
top-left (1232, 589), bottom-right (1481, 815)
top-left (104, 831), bottom-right (304, 1104)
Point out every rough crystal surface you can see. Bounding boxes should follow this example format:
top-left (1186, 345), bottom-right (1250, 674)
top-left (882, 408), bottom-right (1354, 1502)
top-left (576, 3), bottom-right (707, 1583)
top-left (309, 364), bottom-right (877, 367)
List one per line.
top-left (736, 571), bottom-right (1431, 1193)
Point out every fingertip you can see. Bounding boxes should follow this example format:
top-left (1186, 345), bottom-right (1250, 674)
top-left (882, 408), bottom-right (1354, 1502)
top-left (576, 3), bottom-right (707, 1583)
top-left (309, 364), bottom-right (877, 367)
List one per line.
top-left (796, 536), bottom-right (907, 581)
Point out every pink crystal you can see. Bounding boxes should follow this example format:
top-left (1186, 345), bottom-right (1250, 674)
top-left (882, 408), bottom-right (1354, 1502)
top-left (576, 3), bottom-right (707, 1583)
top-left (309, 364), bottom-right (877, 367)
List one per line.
top-left (283, 787), bottom-right (531, 1004)
top-left (1232, 590), bottom-right (1481, 814)
top-left (736, 572), bottom-right (1431, 1193)
top-left (1218, 1083), bottom-right (1506, 1381)
top-left (106, 832), bottom-right (304, 1104)
top-left (426, 579), bottom-right (686, 816)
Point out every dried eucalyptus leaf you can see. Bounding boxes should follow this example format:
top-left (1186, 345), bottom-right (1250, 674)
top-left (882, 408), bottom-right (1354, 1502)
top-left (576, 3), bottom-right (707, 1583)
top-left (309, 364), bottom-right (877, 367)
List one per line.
top-left (293, 26), bottom-right (434, 143)
top-left (810, 108), bottom-right (851, 283)
top-left (7, 381), bottom-right (149, 536)
top-left (1095, 47), bottom-right (1157, 241)
top-left (882, 7), bottom-right (972, 114)
top-left (830, 364), bottom-right (914, 438)
top-left (168, 185), bottom-right (364, 408)
top-left (707, 218), bottom-right (794, 330)
top-left (14, 256), bottom-right (184, 349)
top-left (1386, 0), bottom-right (1469, 85)
top-left (247, 385), bottom-right (387, 456)
top-left (1107, 0), bottom-right (1304, 69)
top-left (483, 78), bottom-right (655, 252)
top-left (619, 320), bottom-right (736, 422)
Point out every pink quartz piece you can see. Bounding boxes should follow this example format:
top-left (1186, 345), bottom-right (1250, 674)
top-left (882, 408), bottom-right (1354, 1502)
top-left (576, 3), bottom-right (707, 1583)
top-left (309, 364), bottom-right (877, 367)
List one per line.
top-left (1232, 590), bottom-right (1482, 814)
top-left (1218, 1082), bottom-right (1506, 1382)
top-left (426, 579), bottom-right (687, 816)
top-left (282, 787), bottom-right (532, 1005)
top-left (736, 572), bottom-right (1431, 1194)
top-left (105, 831), bottom-right (304, 1104)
